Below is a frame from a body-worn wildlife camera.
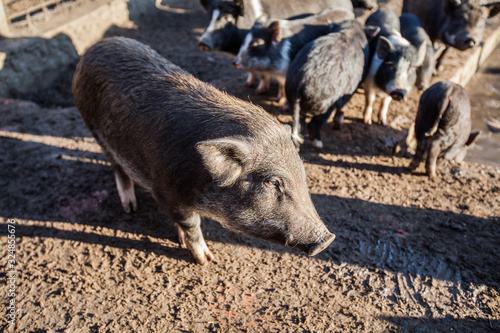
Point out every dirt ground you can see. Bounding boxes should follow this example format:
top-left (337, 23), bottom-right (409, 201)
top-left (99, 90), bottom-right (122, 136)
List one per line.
top-left (1, 0), bottom-right (500, 332)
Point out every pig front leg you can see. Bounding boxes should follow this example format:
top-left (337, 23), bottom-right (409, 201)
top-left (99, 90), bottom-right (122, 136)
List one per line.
top-left (333, 107), bottom-right (345, 130)
top-left (363, 82), bottom-right (376, 124)
top-left (245, 72), bottom-right (258, 87)
top-left (256, 74), bottom-right (270, 94)
top-left (174, 213), bottom-right (214, 265)
top-left (378, 95), bottom-right (392, 126)
top-left (114, 167), bottom-right (137, 213)
top-left (276, 80), bottom-right (287, 106)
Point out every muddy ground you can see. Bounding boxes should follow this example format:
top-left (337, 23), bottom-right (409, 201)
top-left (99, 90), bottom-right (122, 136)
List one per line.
top-left (1, 0), bottom-right (500, 332)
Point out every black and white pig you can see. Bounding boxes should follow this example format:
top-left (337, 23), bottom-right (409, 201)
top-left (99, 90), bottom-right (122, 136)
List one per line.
top-left (403, 0), bottom-right (500, 69)
top-left (408, 81), bottom-right (480, 178)
top-left (400, 13), bottom-right (446, 90)
top-left (233, 7), bottom-right (355, 103)
top-left (286, 19), bottom-right (371, 149)
top-left (72, 37), bottom-right (335, 265)
top-left (363, 9), bottom-right (427, 125)
top-left (198, 0), bottom-right (354, 90)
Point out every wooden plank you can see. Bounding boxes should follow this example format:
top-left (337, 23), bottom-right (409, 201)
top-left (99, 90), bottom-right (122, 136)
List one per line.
top-left (0, 1), bottom-right (11, 36)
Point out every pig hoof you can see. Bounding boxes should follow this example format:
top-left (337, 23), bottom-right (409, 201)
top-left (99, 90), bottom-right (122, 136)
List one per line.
top-left (193, 247), bottom-right (215, 265)
top-left (119, 190), bottom-right (137, 213)
top-left (276, 96), bottom-right (287, 106)
top-left (312, 139), bottom-right (323, 149)
top-left (291, 133), bottom-right (304, 148)
top-left (364, 118), bottom-right (372, 125)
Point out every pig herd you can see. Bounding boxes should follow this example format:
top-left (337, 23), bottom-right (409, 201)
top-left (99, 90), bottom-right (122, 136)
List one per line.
top-left (72, 0), bottom-right (499, 264)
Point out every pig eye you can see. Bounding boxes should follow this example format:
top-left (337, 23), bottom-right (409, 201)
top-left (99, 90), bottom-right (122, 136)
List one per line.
top-left (266, 178), bottom-right (283, 193)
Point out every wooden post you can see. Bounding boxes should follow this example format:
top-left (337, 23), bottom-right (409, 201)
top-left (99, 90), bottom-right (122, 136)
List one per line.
top-left (0, 1), bottom-right (10, 36)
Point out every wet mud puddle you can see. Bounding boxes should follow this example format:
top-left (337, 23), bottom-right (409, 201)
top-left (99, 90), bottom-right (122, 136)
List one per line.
top-left (465, 43), bottom-right (500, 167)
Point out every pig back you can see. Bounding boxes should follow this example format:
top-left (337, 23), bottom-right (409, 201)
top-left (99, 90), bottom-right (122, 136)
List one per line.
top-left (73, 37), bottom-right (286, 195)
top-left (261, 0), bottom-right (353, 22)
top-left (415, 81), bottom-right (471, 144)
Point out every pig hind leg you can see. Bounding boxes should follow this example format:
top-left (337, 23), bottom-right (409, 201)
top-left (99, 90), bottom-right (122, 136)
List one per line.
top-left (114, 165), bottom-right (137, 213)
top-left (173, 212), bottom-right (214, 265)
top-left (425, 138), bottom-right (443, 178)
top-left (291, 99), bottom-right (305, 148)
top-left (408, 138), bottom-right (427, 172)
top-left (95, 135), bottom-right (137, 213)
top-left (308, 111), bottom-right (332, 150)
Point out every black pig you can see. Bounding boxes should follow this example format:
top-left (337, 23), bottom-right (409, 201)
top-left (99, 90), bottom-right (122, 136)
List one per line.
top-left (286, 20), bottom-right (371, 149)
top-left (363, 9), bottom-right (427, 125)
top-left (403, 0), bottom-right (500, 69)
top-left (408, 81), bottom-right (480, 178)
top-left (72, 37), bottom-right (335, 264)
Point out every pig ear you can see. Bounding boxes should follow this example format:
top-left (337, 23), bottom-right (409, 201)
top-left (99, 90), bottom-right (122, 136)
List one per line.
top-left (415, 41), bottom-right (428, 67)
top-left (434, 45), bottom-right (447, 61)
top-left (364, 25), bottom-right (380, 41)
top-left (485, 3), bottom-right (500, 18)
top-left (196, 138), bottom-right (252, 187)
top-left (269, 20), bottom-right (283, 43)
top-left (376, 36), bottom-right (393, 59)
top-left (466, 130), bottom-right (481, 146)
top-left (446, 0), bottom-right (461, 7)
top-left (200, 0), bottom-right (210, 11)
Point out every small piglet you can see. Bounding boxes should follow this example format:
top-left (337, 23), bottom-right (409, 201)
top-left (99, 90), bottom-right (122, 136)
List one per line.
top-left (72, 37), bottom-right (335, 264)
top-left (286, 19), bottom-right (371, 149)
top-left (408, 81), bottom-right (480, 178)
top-left (363, 9), bottom-right (427, 125)
top-left (400, 13), bottom-right (446, 90)
top-left (233, 7), bottom-right (355, 102)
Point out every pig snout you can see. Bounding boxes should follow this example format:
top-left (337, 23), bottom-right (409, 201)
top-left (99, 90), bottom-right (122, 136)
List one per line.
top-left (299, 232), bottom-right (336, 256)
top-left (462, 36), bottom-right (478, 49)
top-left (232, 59), bottom-right (242, 70)
top-left (417, 82), bottom-right (428, 91)
top-left (390, 89), bottom-right (407, 101)
top-left (198, 37), bottom-right (212, 52)
top-left (285, 214), bottom-right (336, 256)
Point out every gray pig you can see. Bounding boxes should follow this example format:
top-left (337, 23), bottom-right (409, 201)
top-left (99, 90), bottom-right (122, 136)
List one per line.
top-left (72, 37), bottom-right (335, 264)
top-left (400, 13), bottom-right (446, 90)
top-left (403, 0), bottom-right (500, 69)
top-left (408, 81), bottom-right (480, 178)
top-left (233, 8), bottom-right (355, 103)
top-left (286, 20), bottom-right (371, 149)
top-left (363, 9), bottom-right (427, 125)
